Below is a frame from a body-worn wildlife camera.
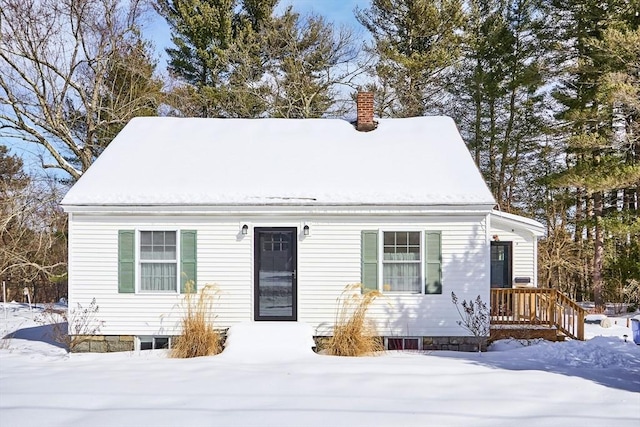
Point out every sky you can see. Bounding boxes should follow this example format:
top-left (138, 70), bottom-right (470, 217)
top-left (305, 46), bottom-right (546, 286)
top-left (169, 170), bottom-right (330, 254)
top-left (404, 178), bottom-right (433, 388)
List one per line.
top-left (278, 0), bottom-right (370, 24)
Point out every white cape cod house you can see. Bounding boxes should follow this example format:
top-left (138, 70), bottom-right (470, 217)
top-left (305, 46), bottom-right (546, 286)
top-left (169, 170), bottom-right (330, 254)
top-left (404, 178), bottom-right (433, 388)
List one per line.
top-left (61, 94), bottom-right (545, 352)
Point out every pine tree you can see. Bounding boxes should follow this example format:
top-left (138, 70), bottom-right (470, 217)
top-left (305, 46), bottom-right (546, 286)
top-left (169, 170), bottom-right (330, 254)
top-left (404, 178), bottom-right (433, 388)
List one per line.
top-left (356, 0), bottom-right (465, 117)
top-left (450, 0), bottom-right (550, 211)
top-left (157, 0), bottom-right (280, 118)
top-left (550, 0), bottom-right (640, 308)
top-left (158, 0), bottom-right (358, 118)
top-left (263, 8), bottom-right (359, 118)
top-left (156, 0), bottom-right (235, 117)
top-left (81, 34), bottom-right (163, 158)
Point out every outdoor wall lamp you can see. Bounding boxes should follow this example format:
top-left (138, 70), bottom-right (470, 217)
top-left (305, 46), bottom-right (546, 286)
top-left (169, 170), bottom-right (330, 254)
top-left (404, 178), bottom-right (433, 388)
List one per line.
top-left (241, 224), bottom-right (249, 235)
top-left (303, 224), bottom-right (310, 236)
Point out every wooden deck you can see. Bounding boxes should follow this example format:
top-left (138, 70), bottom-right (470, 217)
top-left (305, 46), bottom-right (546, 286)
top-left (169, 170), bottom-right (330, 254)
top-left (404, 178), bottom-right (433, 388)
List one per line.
top-left (490, 288), bottom-right (585, 340)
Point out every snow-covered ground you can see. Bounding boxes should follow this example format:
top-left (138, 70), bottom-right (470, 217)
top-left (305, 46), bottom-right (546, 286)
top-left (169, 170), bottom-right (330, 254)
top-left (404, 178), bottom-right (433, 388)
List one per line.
top-left (1, 302), bottom-right (639, 427)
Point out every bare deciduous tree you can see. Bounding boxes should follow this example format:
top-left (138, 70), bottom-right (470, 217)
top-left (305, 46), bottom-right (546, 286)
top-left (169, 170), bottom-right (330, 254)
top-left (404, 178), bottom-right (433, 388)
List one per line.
top-left (1, 145), bottom-right (67, 301)
top-left (0, 0), bottom-right (161, 181)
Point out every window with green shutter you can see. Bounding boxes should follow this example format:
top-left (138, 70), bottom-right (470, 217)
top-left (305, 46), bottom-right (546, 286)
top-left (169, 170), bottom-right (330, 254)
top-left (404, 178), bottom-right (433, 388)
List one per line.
top-left (117, 229), bottom-right (197, 294)
top-left (360, 230), bottom-right (442, 294)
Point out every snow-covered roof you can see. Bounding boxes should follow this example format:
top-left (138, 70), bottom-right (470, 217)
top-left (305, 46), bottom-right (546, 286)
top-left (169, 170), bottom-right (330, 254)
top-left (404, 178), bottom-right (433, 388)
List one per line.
top-left (61, 116), bottom-right (495, 207)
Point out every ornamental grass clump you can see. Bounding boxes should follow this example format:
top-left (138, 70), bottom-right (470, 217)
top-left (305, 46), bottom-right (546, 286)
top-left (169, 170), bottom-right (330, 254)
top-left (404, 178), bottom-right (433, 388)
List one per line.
top-left (171, 283), bottom-right (222, 358)
top-left (324, 284), bottom-right (384, 357)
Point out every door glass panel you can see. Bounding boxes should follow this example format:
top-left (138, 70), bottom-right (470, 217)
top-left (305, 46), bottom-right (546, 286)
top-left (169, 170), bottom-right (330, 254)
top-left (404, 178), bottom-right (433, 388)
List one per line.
top-left (490, 243), bottom-right (511, 288)
top-left (257, 230), bottom-right (295, 319)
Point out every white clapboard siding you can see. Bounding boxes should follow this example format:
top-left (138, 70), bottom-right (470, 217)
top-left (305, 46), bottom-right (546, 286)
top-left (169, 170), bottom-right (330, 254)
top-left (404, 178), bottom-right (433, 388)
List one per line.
top-left (69, 213), bottom-right (489, 337)
top-left (490, 223), bottom-right (537, 285)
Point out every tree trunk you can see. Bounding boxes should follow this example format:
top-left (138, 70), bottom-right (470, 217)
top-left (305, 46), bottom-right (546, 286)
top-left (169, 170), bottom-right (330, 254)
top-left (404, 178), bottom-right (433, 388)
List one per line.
top-left (593, 191), bottom-right (604, 310)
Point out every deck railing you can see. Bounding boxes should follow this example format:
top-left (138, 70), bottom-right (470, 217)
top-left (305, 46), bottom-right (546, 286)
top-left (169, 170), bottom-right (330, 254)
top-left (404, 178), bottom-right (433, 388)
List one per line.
top-left (490, 288), bottom-right (585, 340)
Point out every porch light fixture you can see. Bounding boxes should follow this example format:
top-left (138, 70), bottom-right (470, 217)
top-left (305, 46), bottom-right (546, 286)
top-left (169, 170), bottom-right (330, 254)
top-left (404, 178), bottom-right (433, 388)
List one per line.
top-left (303, 224), bottom-right (310, 236)
top-left (241, 224), bottom-right (249, 235)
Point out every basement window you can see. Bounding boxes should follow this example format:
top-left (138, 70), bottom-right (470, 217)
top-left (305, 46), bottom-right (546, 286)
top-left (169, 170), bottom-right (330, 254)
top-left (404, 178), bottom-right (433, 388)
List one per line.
top-left (138, 336), bottom-right (172, 351)
top-left (385, 337), bottom-right (421, 351)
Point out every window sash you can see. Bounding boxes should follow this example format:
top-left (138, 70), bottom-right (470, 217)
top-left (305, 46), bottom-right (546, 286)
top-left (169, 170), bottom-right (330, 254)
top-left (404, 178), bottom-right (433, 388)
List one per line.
top-left (140, 231), bottom-right (176, 261)
top-left (140, 262), bottom-right (177, 292)
top-left (139, 231), bottom-right (178, 292)
top-left (382, 231), bottom-right (422, 293)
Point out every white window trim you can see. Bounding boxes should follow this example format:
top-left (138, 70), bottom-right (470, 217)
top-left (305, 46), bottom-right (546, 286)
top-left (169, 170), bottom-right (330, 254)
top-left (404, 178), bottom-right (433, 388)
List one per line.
top-left (136, 335), bottom-right (173, 351)
top-left (378, 229), bottom-right (425, 294)
top-left (135, 228), bottom-right (181, 294)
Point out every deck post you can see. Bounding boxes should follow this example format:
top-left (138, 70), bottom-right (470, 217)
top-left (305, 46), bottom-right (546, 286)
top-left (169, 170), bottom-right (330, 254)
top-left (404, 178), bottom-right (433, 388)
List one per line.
top-left (549, 289), bottom-right (558, 326)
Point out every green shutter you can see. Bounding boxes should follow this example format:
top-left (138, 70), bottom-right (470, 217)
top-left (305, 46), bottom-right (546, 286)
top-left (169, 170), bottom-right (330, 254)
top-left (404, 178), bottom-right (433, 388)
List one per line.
top-left (425, 231), bottom-right (442, 294)
top-left (118, 230), bottom-right (135, 293)
top-left (361, 230), bottom-right (378, 293)
top-left (180, 230), bottom-right (197, 293)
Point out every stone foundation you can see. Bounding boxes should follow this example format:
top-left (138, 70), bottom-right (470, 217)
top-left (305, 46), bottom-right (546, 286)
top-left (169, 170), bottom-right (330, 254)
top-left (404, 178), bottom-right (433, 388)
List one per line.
top-left (71, 335), bottom-right (134, 353)
top-left (313, 336), bottom-right (486, 352)
top-left (422, 336), bottom-right (487, 352)
top-left (74, 334), bottom-right (487, 353)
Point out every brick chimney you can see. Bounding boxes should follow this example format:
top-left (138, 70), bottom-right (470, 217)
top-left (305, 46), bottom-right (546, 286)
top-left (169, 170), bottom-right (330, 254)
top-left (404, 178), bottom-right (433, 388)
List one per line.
top-left (356, 92), bottom-right (376, 132)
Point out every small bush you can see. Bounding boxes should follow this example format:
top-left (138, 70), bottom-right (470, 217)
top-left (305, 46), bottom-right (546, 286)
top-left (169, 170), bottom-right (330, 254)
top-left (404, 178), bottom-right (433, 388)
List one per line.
top-left (36, 298), bottom-right (104, 352)
top-left (323, 284), bottom-right (384, 357)
top-left (451, 292), bottom-right (489, 352)
top-left (171, 283), bottom-right (222, 358)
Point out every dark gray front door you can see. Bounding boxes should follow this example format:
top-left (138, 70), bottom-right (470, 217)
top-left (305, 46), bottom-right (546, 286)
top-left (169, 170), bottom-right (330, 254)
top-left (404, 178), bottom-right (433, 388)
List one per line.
top-left (491, 241), bottom-right (512, 288)
top-left (254, 228), bottom-right (297, 321)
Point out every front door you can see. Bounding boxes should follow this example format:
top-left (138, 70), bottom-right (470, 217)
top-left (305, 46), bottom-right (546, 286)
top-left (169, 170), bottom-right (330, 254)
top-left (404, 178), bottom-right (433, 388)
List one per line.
top-left (490, 241), bottom-right (512, 288)
top-left (254, 228), bottom-right (297, 321)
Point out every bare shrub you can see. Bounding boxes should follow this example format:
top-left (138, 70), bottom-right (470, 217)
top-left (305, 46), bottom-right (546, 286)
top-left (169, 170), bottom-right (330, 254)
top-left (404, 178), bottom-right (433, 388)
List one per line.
top-left (624, 279), bottom-right (640, 305)
top-left (171, 283), bottom-right (222, 358)
top-left (323, 284), bottom-right (384, 357)
top-left (451, 292), bottom-right (489, 352)
top-left (36, 298), bottom-right (104, 351)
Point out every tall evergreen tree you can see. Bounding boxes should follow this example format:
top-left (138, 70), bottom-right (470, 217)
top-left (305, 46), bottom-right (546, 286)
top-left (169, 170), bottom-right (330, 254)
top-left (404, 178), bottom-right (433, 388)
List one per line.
top-left (263, 8), bottom-right (359, 118)
top-left (157, 0), bottom-right (359, 118)
top-left (356, 0), bottom-right (465, 117)
top-left (450, 0), bottom-right (550, 211)
top-left (550, 0), bottom-right (640, 308)
top-left (156, 0), bottom-right (235, 117)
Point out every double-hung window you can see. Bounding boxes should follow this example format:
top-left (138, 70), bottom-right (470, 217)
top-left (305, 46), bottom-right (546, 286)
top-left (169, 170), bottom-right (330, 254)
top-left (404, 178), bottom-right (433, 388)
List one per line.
top-left (383, 231), bottom-right (421, 293)
top-left (140, 231), bottom-right (177, 292)
top-left (361, 229), bottom-right (442, 294)
top-left (118, 229), bottom-right (197, 294)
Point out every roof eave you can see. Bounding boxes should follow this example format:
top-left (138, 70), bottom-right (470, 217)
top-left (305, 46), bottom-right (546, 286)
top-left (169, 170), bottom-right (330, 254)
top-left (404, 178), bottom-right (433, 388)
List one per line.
top-left (491, 210), bottom-right (545, 236)
top-left (62, 202), bottom-right (497, 215)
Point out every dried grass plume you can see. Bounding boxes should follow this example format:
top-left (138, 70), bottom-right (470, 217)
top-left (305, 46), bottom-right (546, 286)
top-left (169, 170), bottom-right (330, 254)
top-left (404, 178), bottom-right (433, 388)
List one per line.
top-left (324, 284), bottom-right (384, 357)
top-left (171, 282), bottom-right (222, 358)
